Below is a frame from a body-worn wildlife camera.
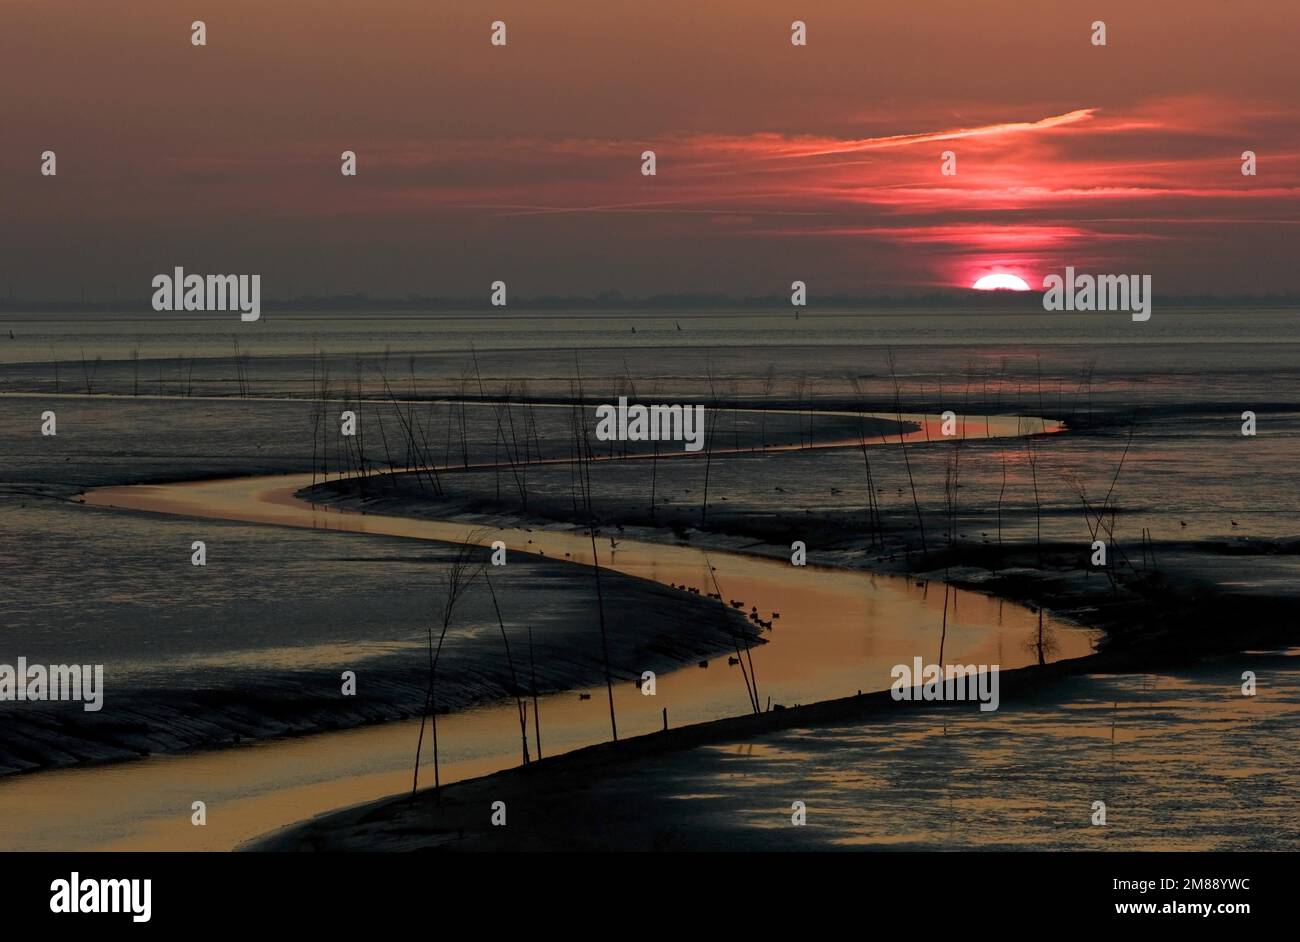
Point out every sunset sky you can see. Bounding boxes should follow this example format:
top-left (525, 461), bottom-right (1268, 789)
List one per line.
top-left (3, 0), bottom-right (1298, 299)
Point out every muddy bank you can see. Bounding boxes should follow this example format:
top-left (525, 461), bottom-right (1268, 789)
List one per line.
top-left (304, 469), bottom-right (1300, 661)
top-left (257, 650), bottom-right (1300, 852)
top-left (253, 658), bottom-right (1089, 851)
top-left (0, 507), bottom-right (757, 777)
top-left (0, 391), bottom-right (905, 493)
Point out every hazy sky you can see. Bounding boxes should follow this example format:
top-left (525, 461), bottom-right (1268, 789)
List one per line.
top-left (3, 0), bottom-right (1297, 299)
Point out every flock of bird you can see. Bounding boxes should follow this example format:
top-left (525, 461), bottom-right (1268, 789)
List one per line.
top-left (665, 581), bottom-right (780, 632)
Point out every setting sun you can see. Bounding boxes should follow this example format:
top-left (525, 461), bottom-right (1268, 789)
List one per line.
top-left (972, 273), bottom-right (1033, 291)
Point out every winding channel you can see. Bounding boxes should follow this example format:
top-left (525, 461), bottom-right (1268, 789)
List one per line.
top-left (0, 412), bottom-right (1096, 850)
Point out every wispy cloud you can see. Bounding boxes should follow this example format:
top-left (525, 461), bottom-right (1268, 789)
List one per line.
top-left (348, 97), bottom-right (1290, 287)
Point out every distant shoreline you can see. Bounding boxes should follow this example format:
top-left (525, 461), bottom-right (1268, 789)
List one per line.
top-left (4, 296), bottom-right (1300, 315)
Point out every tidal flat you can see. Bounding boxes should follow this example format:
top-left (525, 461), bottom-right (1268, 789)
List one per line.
top-left (0, 306), bottom-right (1296, 850)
